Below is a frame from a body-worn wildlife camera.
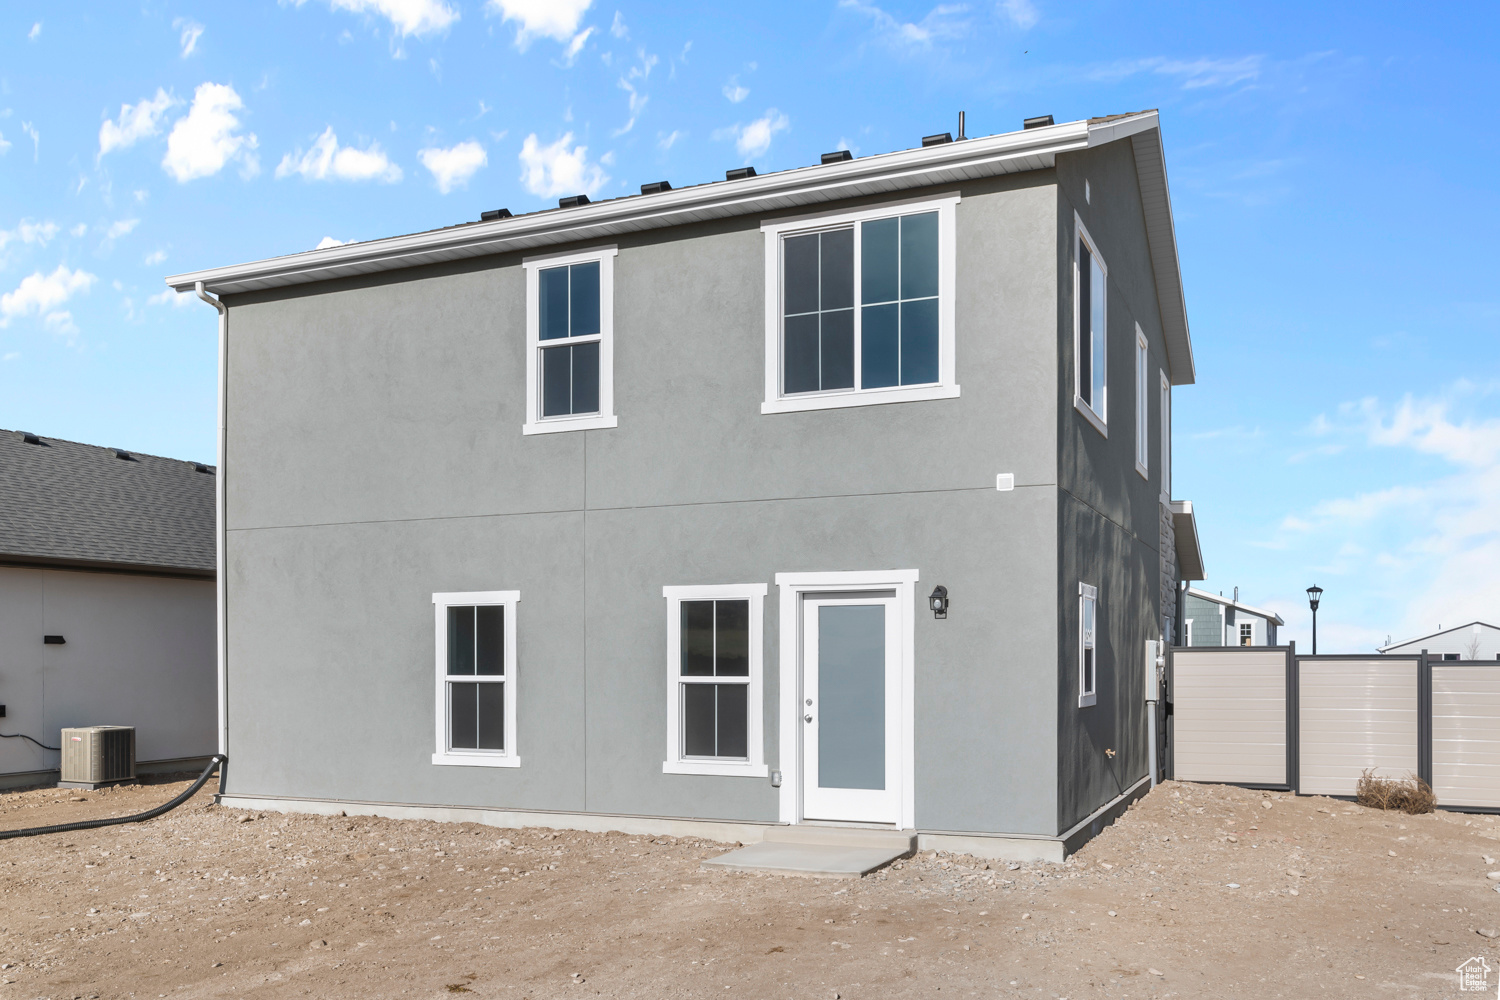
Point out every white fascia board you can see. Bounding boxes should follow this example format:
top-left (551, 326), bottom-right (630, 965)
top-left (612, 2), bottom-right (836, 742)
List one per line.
top-left (165, 120), bottom-right (1098, 296)
top-left (1183, 587), bottom-right (1285, 627)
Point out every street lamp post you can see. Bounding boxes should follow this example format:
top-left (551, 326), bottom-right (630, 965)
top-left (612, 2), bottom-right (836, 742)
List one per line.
top-left (1307, 585), bottom-right (1323, 654)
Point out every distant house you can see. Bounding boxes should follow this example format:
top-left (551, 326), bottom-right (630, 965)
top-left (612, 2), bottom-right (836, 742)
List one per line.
top-left (1179, 588), bottom-right (1283, 647)
top-left (1379, 622), bottom-right (1500, 660)
top-left (0, 430), bottom-right (217, 788)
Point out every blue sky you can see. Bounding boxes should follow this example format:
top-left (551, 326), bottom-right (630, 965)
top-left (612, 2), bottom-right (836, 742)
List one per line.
top-left (1, 1), bottom-right (1497, 652)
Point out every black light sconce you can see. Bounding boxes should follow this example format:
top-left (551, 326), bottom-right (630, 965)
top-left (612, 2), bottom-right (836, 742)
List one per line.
top-left (929, 585), bottom-right (949, 619)
top-left (44, 635), bottom-right (66, 645)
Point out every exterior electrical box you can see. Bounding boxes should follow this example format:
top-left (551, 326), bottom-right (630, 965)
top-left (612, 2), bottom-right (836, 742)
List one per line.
top-left (59, 726), bottom-right (136, 788)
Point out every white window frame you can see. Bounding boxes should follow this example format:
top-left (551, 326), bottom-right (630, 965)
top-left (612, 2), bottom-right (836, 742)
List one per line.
top-left (1159, 370), bottom-right (1172, 501)
top-left (431, 590), bottom-right (521, 767)
top-left (759, 194), bottom-right (961, 415)
top-left (1239, 621), bottom-right (1255, 647)
top-left (1079, 582), bottom-right (1098, 708)
top-left (662, 583), bottom-right (769, 777)
top-left (1134, 326), bottom-right (1149, 479)
top-left (1185, 619), bottom-right (1193, 646)
top-left (1073, 215), bottom-right (1108, 436)
top-left (521, 246), bottom-right (618, 435)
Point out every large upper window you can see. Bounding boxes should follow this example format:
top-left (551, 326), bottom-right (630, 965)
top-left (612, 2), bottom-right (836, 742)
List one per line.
top-left (761, 196), bottom-right (960, 414)
top-left (522, 247), bottom-right (617, 435)
top-left (662, 583), bottom-right (768, 777)
top-left (432, 590), bottom-right (520, 767)
top-left (1079, 582), bottom-right (1098, 708)
top-left (1074, 217), bottom-right (1107, 434)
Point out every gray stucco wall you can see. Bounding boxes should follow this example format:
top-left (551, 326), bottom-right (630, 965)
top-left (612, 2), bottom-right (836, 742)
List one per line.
top-left (0, 566), bottom-right (216, 776)
top-left (1051, 141), bottom-right (1172, 833)
top-left (221, 172), bottom-right (1070, 836)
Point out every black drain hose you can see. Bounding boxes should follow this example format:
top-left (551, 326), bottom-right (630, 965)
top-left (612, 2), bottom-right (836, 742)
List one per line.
top-left (0, 754), bottom-right (227, 841)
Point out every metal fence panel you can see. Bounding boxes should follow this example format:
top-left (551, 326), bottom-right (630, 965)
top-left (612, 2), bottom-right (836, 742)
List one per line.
top-left (1433, 663), bottom-right (1500, 809)
top-left (1299, 658), bottom-right (1418, 796)
top-left (1172, 648), bottom-right (1287, 785)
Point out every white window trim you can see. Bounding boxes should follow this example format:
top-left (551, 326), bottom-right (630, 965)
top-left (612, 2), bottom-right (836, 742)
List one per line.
top-left (1134, 325), bottom-right (1149, 479)
top-left (1159, 370), bottom-right (1172, 502)
top-left (1079, 582), bottom-right (1098, 708)
top-left (774, 569), bottom-right (918, 830)
top-left (661, 583), bottom-right (769, 777)
top-left (431, 590), bottom-right (521, 767)
top-left (1073, 214), bottom-right (1108, 437)
top-left (521, 246), bottom-right (619, 436)
top-left (759, 195), bottom-right (961, 415)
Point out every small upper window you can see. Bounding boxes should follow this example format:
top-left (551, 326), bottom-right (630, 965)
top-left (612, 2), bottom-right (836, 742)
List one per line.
top-left (662, 584), bottom-right (768, 776)
top-left (432, 590), bottom-right (520, 767)
top-left (761, 196), bottom-right (960, 414)
top-left (1160, 371), bottom-right (1172, 499)
top-left (1239, 621), bottom-right (1254, 647)
top-left (522, 247), bottom-right (617, 435)
top-left (1074, 217), bottom-right (1107, 434)
top-left (1079, 582), bottom-right (1098, 708)
top-left (1134, 327), bottom-right (1149, 478)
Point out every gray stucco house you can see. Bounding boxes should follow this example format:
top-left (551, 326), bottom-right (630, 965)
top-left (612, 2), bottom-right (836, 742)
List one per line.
top-left (1180, 587), bottom-right (1283, 647)
top-left (0, 430), bottom-right (217, 788)
top-left (168, 109), bottom-right (1200, 859)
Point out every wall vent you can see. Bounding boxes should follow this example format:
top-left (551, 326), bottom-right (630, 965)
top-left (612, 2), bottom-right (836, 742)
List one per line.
top-left (60, 726), bottom-right (136, 788)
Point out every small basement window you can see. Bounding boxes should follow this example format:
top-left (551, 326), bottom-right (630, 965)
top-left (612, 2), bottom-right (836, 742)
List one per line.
top-left (432, 590), bottom-right (520, 767)
top-left (662, 584), bottom-right (768, 777)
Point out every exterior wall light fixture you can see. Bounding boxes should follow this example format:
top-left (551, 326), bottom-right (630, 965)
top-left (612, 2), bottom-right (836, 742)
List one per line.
top-left (929, 585), bottom-right (949, 619)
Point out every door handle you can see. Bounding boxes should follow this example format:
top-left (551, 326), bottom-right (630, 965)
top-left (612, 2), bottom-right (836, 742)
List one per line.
top-left (804, 714), bottom-right (813, 723)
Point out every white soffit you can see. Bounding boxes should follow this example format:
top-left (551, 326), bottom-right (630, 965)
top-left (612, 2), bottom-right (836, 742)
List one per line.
top-left (167, 111), bottom-right (1191, 382)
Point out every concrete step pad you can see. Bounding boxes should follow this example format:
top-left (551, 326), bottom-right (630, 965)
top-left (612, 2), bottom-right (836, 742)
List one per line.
top-left (701, 841), bottom-right (907, 879)
top-left (764, 825), bottom-right (916, 852)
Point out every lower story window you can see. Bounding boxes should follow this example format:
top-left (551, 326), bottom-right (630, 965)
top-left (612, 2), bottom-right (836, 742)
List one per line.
top-left (432, 590), bottom-right (521, 767)
top-left (662, 583), bottom-right (768, 776)
top-left (1079, 583), bottom-right (1098, 708)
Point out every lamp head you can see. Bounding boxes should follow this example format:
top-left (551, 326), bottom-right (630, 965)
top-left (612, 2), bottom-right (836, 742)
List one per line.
top-left (1306, 584), bottom-right (1323, 612)
top-left (929, 585), bottom-right (949, 619)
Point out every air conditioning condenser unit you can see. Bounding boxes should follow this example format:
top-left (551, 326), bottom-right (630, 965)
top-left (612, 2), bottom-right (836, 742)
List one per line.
top-left (59, 726), bottom-right (136, 789)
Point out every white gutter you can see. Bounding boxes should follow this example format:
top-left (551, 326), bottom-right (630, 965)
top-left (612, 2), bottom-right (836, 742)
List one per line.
top-left (195, 281), bottom-right (228, 766)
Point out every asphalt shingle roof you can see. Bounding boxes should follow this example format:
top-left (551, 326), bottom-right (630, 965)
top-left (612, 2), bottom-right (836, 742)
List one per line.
top-left (0, 429), bottom-right (214, 575)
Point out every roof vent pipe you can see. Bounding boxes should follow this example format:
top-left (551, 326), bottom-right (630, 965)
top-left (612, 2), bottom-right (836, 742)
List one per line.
top-left (957, 111), bottom-right (966, 140)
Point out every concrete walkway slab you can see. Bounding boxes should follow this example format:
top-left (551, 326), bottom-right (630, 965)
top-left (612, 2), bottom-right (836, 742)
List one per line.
top-left (701, 841), bottom-right (907, 879)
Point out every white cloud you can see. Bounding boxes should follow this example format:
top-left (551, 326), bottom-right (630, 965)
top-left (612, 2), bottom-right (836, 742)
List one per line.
top-left (716, 109), bottom-right (789, 160)
top-left (0, 131), bottom-right (9, 156)
top-left (612, 50), bottom-right (658, 135)
top-left (723, 77), bottom-right (749, 103)
top-left (144, 249), bottom-right (167, 265)
top-left (315, 236), bottom-right (351, 249)
top-left (2, 352), bottom-right (18, 361)
top-left (561, 25), bottom-right (594, 65)
top-left (0, 219), bottom-right (60, 250)
top-left (22, 122), bottom-right (38, 161)
top-left (518, 133), bottom-right (607, 198)
top-left (488, 0), bottom-right (593, 48)
top-left (28, 22), bottom-right (40, 41)
top-left (174, 18), bottom-right (205, 56)
top-left (1090, 55), bottom-right (1263, 90)
top-left (276, 127), bottom-right (403, 183)
top-left (147, 288), bottom-right (195, 307)
top-left (999, 0), bottom-right (1038, 29)
top-left (291, 0), bottom-right (459, 37)
top-left (99, 90), bottom-right (177, 160)
top-left (0, 265), bottom-right (97, 327)
top-left (70, 223), bottom-right (87, 237)
top-left (418, 140), bottom-right (487, 193)
top-left (162, 83), bottom-right (259, 182)
top-left (104, 218), bottom-right (140, 242)
top-left (657, 129), bottom-right (684, 151)
top-left (838, 0), bottom-right (969, 51)
top-left (609, 11), bottom-right (627, 38)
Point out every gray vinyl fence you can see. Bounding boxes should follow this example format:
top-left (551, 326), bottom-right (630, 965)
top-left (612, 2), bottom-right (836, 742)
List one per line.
top-left (1166, 645), bottom-right (1500, 811)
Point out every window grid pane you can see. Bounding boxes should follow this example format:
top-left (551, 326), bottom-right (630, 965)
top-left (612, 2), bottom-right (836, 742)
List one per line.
top-left (860, 212), bottom-right (939, 390)
top-left (783, 229), bottom-right (855, 394)
top-left (677, 598), bottom-right (753, 760)
top-left (1078, 240), bottom-right (1094, 409)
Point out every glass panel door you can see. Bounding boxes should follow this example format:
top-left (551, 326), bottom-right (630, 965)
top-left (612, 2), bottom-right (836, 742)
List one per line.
top-left (801, 591), bottom-right (900, 824)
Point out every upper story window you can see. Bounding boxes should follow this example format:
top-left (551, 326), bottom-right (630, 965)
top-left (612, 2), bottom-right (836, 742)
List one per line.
top-left (432, 590), bottom-right (520, 767)
top-left (1159, 371), bottom-right (1172, 500)
top-left (522, 247), bottom-right (618, 435)
top-left (1134, 326), bottom-right (1149, 478)
top-left (760, 195), bottom-right (960, 414)
top-left (1074, 217), bottom-right (1107, 435)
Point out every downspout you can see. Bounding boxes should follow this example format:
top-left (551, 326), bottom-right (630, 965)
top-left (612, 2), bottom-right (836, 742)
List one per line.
top-left (194, 281), bottom-right (228, 769)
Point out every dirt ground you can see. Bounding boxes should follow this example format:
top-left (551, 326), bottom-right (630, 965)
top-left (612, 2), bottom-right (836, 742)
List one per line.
top-left (1, 778), bottom-right (1497, 999)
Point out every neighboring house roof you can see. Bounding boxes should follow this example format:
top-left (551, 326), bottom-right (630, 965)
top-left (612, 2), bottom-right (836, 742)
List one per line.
top-left (1170, 500), bottom-right (1204, 580)
top-left (167, 110), bottom-right (1195, 386)
top-left (0, 429), bottom-right (215, 576)
top-left (1379, 621), bottom-right (1500, 654)
top-left (1183, 587), bottom-right (1285, 626)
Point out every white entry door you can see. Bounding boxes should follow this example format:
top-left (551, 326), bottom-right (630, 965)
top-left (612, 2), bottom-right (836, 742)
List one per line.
top-left (801, 591), bottom-right (901, 824)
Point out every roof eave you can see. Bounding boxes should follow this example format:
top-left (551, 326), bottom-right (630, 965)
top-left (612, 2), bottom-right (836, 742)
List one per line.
top-left (1170, 500), bottom-right (1205, 581)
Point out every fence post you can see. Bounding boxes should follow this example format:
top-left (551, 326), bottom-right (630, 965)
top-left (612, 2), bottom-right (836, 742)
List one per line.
top-left (1418, 650), bottom-right (1433, 788)
top-left (1286, 640), bottom-right (1299, 794)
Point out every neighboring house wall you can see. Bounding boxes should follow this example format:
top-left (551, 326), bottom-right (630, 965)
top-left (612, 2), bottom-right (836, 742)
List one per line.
top-left (0, 566), bottom-right (216, 778)
top-left (223, 173), bottom-right (1075, 836)
top-left (1385, 623), bottom-right (1500, 659)
top-left (1053, 141), bottom-right (1172, 833)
